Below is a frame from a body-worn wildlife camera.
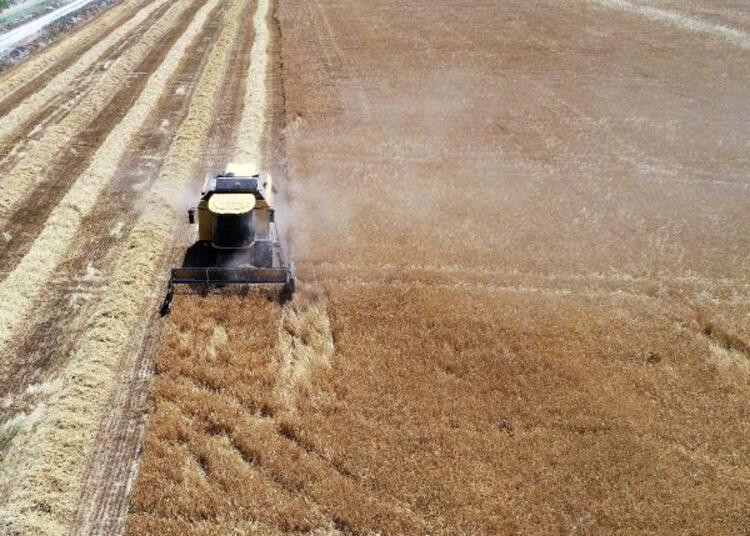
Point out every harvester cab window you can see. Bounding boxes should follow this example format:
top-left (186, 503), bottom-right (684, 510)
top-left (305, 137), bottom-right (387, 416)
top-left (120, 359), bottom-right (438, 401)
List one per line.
top-left (215, 177), bottom-right (261, 195)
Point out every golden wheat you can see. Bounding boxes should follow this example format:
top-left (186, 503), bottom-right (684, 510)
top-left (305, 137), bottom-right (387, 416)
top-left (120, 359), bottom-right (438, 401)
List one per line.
top-left (127, 0), bottom-right (750, 533)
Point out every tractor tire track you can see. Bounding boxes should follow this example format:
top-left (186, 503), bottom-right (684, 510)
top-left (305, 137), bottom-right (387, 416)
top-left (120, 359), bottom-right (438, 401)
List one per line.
top-left (304, 261), bottom-right (750, 302)
top-left (267, 0), bottom-right (292, 247)
top-left (0, 0), bottom-right (196, 230)
top-left (0, 0), bottom-right (204, 280)
top-left (590, 0), bottom-right (750, 50)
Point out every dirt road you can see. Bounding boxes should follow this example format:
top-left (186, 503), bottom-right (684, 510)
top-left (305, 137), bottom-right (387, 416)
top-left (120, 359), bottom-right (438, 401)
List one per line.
top-left (0, 0), bottom-right (748, 534)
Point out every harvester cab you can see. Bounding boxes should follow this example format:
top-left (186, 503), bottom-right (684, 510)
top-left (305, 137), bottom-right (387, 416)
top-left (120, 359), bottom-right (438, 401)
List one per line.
top-left (160, 163), bottom-right (294, 315)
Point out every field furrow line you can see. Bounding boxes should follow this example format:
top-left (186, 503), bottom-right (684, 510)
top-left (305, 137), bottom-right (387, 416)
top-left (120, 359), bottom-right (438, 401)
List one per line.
top-left (0, 0), bottom-right (168, 151)
top-left (0, 0), bottom-right (151, 102)
top-left (0, 1), bottom-right (206, 277)
top-left (307, 261), bottom-right (750, 292)
top-left (0, 0), bottom-right (243, 532)
top-left (0, 0), bottom-right (233, 409)
top-left (0, 0), bottom-right (212, 353)
top-left (310, 264), bottom-right (744, 304)
top-left (318, 275), bottom-right (660, 302)
top-left (0, 0), bottom-right (196, 225)
top-left (235, 0), bottom-right (272, 164)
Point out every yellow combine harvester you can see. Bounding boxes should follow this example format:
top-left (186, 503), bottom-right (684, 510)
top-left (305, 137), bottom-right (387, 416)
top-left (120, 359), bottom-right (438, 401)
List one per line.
top-left (161, 163), bottom-right (294, 315)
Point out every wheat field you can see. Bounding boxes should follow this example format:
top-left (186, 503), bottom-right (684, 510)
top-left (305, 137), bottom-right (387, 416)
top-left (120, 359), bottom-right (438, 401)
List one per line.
top-left (0, 0), bottom-right (747, 533)
top-left (127, 0), bottom-right (749, 534)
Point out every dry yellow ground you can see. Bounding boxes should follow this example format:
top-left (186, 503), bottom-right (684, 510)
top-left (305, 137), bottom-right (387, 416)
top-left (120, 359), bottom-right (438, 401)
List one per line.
top-left (126, 0), bottom-right (750, 533)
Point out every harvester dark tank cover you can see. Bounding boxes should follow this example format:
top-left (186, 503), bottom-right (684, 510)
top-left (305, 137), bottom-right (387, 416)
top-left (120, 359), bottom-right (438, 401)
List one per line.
top-left (160, 162), bottom-right (294, 315)
top-left (214, 177), bottom-right (260, 193)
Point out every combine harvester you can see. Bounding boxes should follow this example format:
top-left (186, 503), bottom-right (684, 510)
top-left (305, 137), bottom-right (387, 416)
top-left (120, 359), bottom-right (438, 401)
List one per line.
top-left (161, 163), bottom-right (294, 315)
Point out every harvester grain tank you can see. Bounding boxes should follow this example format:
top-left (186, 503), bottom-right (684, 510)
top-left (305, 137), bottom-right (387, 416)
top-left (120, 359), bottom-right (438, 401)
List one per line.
top-left (161, 163), bottom-right (294, 314)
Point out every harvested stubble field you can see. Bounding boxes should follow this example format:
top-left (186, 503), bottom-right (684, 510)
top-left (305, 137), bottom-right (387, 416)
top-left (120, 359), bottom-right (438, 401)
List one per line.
top-left (1, 0), bottom-right (749, 534)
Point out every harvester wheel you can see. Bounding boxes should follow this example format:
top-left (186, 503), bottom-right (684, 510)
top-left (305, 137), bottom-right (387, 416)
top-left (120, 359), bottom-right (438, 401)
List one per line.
top-left (160, 286), bottom-right (174, 317)
top-left (280, 277), bottom-right (295, 304)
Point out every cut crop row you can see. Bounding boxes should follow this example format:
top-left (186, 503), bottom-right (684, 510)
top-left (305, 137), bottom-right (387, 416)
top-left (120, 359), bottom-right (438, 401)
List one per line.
top-left (0, 0), bottom-right (238, 531)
